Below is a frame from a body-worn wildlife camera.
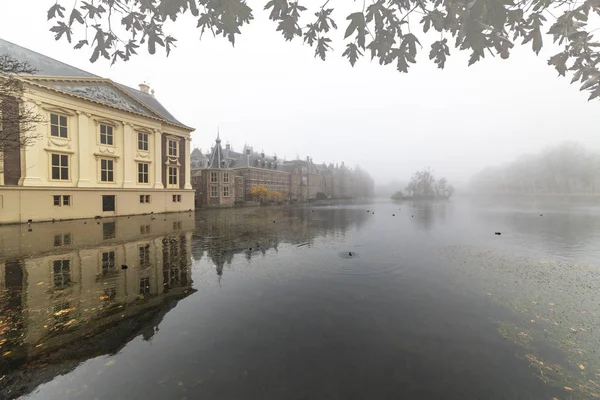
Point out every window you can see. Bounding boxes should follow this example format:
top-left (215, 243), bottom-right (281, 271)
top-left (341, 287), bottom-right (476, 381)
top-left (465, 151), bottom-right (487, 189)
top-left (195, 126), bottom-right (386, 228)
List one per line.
top-left (101, 251), bottom-right (116, 274)
top-left (223, 172), bottom-right (230, 183)
top-left (210, 186), bottom-right (218, 198)
top-left (139, 245), bottom-right (150, 267)
top-left (100, 124), bottom-right (114, 145)
top-left (50, 113), bottom-right (68, 138)
top-left (103, 222), bottom-right (116, 239)
top-left (53, 259), bottom-right (71, 288)
top-left (223, 186), bottom-right (230, 197)
top-left (139, 277), bottom-right (150, 296)
top-left (168, 139), bottom-right (178, 157)
top-left (54, 233), bottom-right (71, 246)
top-left (137, 132), bottom-right (149, 151)
top-left (168, 166), bottom-right (178, 186)
top-left (51, 153), bottom-right (69, 180)
top-left (210, 172), bottom-right (218, 183)
top-left (53, 195), bottom-right (70, 206)
top-left (138, 162), bottom-right (149, 183)
top-left (140, 194), bottom-right (151, 204)
top-left (140, 225), bottom-right (151, 235)
top-left (100, 159), bottom-right (114, 182)
top-left (172, 194), bottom-right (181, 203)
top-left (102, 195), bottom-right (115, 212)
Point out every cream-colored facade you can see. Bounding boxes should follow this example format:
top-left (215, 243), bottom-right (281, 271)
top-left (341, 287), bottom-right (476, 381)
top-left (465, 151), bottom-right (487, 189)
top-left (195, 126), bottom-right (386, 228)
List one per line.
top-left (0, 39), bottom-right (194, 224)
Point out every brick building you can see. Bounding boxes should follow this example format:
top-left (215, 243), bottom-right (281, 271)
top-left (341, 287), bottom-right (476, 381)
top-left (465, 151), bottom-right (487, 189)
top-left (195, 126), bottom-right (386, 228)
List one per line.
top-left (190, 136), bottom-right (374, 207)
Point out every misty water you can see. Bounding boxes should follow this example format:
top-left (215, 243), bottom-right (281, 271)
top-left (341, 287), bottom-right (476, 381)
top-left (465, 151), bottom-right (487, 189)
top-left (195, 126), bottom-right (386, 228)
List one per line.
top-left (2, 199), bottom-right (600, 399)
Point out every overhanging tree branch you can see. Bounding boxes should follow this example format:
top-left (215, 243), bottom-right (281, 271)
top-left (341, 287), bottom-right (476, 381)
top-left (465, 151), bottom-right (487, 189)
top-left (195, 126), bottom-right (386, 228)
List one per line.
top-left (44, 0), bottom-right (600, 100)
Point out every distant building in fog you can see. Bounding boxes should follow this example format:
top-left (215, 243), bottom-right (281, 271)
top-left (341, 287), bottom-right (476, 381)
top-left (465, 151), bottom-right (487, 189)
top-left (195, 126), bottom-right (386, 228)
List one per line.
top-left (191, 136), bottom-right (375, 207)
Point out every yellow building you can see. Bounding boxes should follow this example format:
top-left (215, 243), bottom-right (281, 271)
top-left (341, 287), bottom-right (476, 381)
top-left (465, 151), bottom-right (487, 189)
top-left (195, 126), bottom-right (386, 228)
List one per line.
top-left (0, 38), bottom-right (194, 224)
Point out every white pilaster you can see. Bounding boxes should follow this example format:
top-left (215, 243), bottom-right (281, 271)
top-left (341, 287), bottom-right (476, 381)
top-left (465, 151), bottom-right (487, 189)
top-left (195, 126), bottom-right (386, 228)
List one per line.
top-left (21, 100), bottom-right (44, 186)
top-left (153, 130), bottom-right (163, 189)
top-left (77, 111), bottom-right (92, 187)
top-left (184, 137), bottom-right (192, 190)
top-left (123, 122), bottom-right (135, 188)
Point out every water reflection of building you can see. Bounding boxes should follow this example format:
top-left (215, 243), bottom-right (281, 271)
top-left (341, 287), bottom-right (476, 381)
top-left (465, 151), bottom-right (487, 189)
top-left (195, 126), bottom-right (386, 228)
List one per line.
top-left (191, 207), bottom-right (370, 279)
top-left (0, 214), bottom-right (195, 399)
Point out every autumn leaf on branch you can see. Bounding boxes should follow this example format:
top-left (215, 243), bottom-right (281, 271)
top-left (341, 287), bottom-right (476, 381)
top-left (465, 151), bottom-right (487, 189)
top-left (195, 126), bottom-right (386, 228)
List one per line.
top-left (43, 0), bottom-right (600, 100)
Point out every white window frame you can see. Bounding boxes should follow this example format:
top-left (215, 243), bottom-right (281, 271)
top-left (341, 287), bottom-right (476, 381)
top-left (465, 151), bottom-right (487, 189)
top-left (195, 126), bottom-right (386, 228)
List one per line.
top-left (223, 186), bottom-right (230, 197)
top-left (167, 166), bottom-right (179, 188)
top-left (99, 124), bottom-right (114, 146)
top-left (137, 131), bottom-right (149, 151)
top-left (50, 113), bottom-right (69, 138)
top-left (210, 185), bottom-right (218, 198)
top-left (167, 139), bottom-right (178, 157)
top-left (50, 153), bottom-right (70, 181)
top-left (223, 172), bottom-right (230, 183)
top-left (100, 158), bottom-right (115, 183)
top-left (137, 162), bottom-right (149, 184)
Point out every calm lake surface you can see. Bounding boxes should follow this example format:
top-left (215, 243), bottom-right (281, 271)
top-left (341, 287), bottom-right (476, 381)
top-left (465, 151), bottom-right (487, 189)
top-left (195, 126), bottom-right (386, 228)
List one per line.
top-left (1, 198), bottom-right (600, 399)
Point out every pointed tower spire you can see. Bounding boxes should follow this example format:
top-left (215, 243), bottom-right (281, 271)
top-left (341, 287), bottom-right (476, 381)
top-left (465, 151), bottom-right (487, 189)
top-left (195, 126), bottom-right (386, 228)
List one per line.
top-left (208, 130), bottom-right (225, 168)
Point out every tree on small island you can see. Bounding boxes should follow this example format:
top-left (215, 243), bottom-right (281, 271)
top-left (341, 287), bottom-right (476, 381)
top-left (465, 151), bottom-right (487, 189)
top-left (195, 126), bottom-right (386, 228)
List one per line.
top-left (397, 168), bottom-right (455, 200)
top-left (391, 190), bottom-right (404, 200)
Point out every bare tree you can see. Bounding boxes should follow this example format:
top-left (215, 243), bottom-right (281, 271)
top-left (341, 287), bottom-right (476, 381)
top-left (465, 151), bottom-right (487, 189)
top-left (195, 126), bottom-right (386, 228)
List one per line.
top-left (0, 55), bottom-right (43, 174)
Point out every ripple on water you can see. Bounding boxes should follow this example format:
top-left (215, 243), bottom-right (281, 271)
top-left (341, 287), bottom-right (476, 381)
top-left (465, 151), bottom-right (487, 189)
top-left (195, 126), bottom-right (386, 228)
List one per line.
top-left (324, 249), bottom-right (406, 277)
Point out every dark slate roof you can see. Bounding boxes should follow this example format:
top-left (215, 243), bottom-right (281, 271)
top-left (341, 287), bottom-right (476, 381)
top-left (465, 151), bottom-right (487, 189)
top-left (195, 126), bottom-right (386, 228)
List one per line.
top-left (191, 148), bottom-right (204, 157)
top-left (279, 163), bottom-right (297, 173)
top-left (0, 38), bottom-right (98, 78)
top-left (207, 138), bottom-right (228, 169)
top-left (117, 83), bottom-right (183, 125)
top-left (0, 38), bottom-right (187, 127)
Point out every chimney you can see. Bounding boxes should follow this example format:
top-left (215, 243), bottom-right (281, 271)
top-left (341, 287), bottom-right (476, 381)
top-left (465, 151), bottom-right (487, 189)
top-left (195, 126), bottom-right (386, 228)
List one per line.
top-left (139, 82), bottom-right (150, 93)
top-left (226, 143), bottom-right (231, 150)
top-left (306, 156), bottom-right (310, 162)
top-left (151, 88), bottom-right (156, 98)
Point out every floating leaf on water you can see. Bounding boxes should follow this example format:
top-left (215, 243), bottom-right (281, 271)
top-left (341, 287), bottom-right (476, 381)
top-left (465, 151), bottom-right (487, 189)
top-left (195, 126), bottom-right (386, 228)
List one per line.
top-left (2, 351), bottom-right (11, 356)
top-left (564, 386), bottom-right (574, 391)
top-left (579, 364), bottom-right (586, 370)
top-left (105, 360), bottom-right (116, 367)
top-left (37, 282), bottom-right (44, 286)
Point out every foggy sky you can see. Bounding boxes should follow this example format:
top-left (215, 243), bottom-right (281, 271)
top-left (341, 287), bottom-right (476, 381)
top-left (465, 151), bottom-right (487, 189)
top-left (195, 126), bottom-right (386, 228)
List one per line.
top-left (0, 1), bottom-right (598, 185)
